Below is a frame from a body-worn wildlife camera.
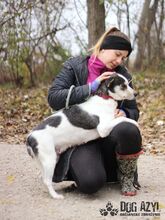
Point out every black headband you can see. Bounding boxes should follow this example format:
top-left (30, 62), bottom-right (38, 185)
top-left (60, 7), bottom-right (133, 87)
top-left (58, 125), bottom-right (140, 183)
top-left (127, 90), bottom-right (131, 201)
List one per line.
top-left (100, 35), bottom-right (132, 56)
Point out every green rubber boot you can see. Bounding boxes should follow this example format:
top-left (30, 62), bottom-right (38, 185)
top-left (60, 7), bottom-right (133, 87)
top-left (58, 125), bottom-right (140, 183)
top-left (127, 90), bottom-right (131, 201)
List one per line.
top-left (117, 154), bottom-right (139, 196)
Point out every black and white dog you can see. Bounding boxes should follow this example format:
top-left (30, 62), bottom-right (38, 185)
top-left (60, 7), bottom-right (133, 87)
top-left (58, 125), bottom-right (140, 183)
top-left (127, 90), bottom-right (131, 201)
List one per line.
top-left (26, 73), bottom-right (139, 199)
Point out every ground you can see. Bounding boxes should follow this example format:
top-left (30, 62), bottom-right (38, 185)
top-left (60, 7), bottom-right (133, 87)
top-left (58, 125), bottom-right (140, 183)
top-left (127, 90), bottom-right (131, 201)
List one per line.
top-left (1, 143), bottom-right (165, 220)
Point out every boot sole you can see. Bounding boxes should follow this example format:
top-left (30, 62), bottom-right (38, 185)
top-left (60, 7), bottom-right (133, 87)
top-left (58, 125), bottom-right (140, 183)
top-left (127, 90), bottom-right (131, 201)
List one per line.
top-left (122, 191), bottom-right (137, 196)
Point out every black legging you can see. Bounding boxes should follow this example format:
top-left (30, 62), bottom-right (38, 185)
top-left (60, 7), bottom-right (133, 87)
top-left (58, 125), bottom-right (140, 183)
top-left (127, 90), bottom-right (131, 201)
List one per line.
top-left (68, 122), bottom-right (142, 194)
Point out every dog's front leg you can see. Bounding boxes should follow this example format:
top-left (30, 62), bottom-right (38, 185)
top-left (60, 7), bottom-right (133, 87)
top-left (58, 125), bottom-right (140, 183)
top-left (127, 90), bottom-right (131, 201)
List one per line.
top-left (111, 117), bottom-right (139, 128)
top-left (97, 122), bottom-right (114, 138)
top-left (108, 117), bottom-right (139, 132)
top-left (97, 117), bottom-right (139, 138)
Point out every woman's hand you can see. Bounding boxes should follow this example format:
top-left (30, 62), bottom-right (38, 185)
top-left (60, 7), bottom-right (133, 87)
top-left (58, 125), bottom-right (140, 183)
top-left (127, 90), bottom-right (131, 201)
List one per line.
top-left (96, 71), bottom-right (115, 83)
top-left (91, 71), bottom-right (115, 93)
top-left (115, 109), bottom-right (126, 118)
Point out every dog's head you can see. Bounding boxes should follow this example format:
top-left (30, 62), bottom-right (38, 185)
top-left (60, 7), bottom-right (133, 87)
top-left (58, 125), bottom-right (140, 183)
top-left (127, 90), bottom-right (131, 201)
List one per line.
top-left (97, 73), bottom-right (136, 100)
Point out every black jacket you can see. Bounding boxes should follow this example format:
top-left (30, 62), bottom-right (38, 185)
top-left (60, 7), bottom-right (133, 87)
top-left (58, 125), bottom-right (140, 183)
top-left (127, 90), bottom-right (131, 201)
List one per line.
top-left (48, 56), bottom-right (140, 183)
top-left (48, 56), bottom-right (139, 121)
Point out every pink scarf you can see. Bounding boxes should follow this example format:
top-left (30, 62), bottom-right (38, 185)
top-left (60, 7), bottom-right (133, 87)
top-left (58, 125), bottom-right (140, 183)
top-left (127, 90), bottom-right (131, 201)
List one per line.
top-left (87, 55), bottom-right (112, 83)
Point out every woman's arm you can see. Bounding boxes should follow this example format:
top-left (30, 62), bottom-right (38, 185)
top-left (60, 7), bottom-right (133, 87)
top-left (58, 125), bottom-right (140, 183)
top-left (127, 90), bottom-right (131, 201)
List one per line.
top-left (120, 99), bottom-right (139, 121)
top-left (48, 63), bottom-right (91, 111)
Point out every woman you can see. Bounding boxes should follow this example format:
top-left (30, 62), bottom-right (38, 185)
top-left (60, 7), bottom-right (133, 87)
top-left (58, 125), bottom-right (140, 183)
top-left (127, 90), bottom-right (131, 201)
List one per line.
top-left (48, 27), bottom-right (143, 196)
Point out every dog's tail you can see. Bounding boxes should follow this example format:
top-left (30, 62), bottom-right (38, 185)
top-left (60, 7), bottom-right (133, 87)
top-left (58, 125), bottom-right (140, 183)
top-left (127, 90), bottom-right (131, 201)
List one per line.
top-left (26, 135), bottom-right (38, 158)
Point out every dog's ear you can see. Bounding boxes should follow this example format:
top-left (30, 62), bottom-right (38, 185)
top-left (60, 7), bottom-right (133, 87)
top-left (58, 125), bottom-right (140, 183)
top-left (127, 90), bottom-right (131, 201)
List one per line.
top-left (107, 78), bottom-right (114, 87)
top-left (105, 72), bottom-right (117, 88)
top-left (105, 77), bottom-right (115, 88)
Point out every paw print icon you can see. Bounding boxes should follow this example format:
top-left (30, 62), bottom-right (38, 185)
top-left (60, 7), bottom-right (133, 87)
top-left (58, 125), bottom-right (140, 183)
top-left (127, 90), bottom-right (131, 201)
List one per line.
top-left (99, 208), bottom-right (109, 216)
top-left (109, 208), bottom-right (119, 216)
top-left (106, 201), bottom-right (113, 211)
top-left (99, 201), bottom-right (119, 216)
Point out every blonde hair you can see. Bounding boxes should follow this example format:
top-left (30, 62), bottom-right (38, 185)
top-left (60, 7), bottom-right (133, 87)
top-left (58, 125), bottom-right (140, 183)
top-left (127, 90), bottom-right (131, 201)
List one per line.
top-left (90, 27), bottom-right (131, 56)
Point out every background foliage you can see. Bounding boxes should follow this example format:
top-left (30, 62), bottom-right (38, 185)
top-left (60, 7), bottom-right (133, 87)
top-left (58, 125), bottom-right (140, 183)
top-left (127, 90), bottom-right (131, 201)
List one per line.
top-left (0, 0), bottom-right (164, 154)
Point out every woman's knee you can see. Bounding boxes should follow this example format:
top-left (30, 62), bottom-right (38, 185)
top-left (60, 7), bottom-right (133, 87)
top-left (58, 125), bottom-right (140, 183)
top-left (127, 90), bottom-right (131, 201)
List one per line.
top-left (77, 172), bottom-right (106, 194)
top-left (112, 122), bottom-right (141, 142)
top-left (110, 122), bottom-right (142, 154)
top-left (69, 141), bottom-right (106, 194)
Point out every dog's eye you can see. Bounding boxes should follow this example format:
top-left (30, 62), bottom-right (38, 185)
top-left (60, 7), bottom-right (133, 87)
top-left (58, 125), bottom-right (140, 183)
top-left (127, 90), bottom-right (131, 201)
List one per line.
top-left (120, 84), bottom-right (127, 90)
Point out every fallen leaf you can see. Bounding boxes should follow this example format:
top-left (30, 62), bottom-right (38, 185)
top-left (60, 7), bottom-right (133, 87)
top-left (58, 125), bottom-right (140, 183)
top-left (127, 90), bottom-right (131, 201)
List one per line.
top-left (7, 175), bottom-right (15, 184)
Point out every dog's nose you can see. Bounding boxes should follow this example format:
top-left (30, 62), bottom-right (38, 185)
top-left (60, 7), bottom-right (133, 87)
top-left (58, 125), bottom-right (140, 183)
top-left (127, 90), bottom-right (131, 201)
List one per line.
top-left (134, 91), bottom-right (138, 97)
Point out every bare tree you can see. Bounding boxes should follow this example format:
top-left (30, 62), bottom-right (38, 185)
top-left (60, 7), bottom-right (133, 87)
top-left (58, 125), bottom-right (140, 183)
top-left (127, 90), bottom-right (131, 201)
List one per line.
top-left (0, 0), bottom-right (68, 86)
top-left (153, 0), bottom-right (165, 63)
top-left (134, 0), bottom-right (160, 70)
top-left (87, 0), bottom-right (105, 49)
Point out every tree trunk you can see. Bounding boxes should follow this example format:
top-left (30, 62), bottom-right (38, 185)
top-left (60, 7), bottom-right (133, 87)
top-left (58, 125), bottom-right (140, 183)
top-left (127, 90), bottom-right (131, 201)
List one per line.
top-left (125, 1), bottom-right (131, 39)
top-left (154, 0), bottom-right (165, 62)
top-left (25, 55), bottom-right (35, 87)
top-left (87, 0), bottom-right (105, 49)
top-left (134, 0), bottom-right (159, 70)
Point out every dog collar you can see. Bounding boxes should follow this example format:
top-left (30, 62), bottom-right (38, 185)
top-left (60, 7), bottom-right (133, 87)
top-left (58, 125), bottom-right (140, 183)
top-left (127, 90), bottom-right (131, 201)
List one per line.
top-left (98, 94), bottom-right (114, 100)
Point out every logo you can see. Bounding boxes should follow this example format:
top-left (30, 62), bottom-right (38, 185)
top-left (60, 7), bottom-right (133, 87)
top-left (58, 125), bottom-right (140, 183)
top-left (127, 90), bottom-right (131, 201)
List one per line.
top-left (100, 202), bottom-right (118, 216)
top-left (99, 201), bottom-right (161, 217)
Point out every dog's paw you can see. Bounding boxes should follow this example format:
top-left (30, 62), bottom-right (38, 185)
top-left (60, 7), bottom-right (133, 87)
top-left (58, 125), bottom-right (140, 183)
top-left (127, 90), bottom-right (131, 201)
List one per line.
top-left (125, 118), bottom-right (139, 128)
top-left (50, 192), bottom-right (64, 199)
top-left (97, 126), bottom-right (112, 138)
top-left (55, 194), bottom-right (64, 199)
top-left (99, 208), bottom-right (108, 216)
